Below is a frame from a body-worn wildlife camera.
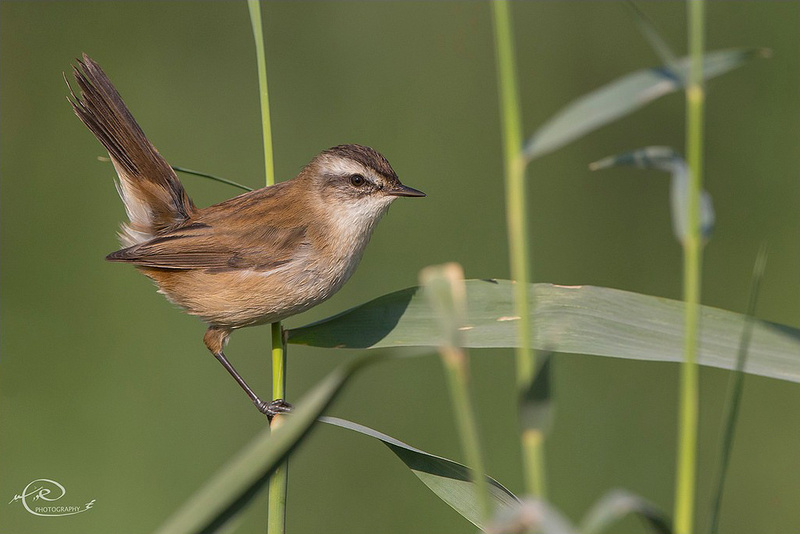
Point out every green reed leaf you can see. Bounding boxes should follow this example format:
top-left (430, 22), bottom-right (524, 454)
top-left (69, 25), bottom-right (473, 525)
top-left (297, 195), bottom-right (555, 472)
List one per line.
top-left (153, 353), bottom-right (383, 534)
top-left (625, 1), bottom-right (678, 67)
top-left (320, 417), bottom-right (518, 531)
top-left (708, 245), bottom-right (769, 533)
top-left (522, 48), bottom-right (767, 162)
top-left (287, 280), bottom-right (800, 384)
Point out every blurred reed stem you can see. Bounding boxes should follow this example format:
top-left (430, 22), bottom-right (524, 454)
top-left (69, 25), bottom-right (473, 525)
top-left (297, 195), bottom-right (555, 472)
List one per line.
top-left (247, 1), bottom-right (287, 533)
top-left (442, 345), bottom-right (491, 521)
top-left (421, 263), bottom-right (492, 523)
top-left (674, 1), bottom-right (705, 533)
top-left (708, 245), bottom-right (768, 534)
top-left (491, 0), bottom-right (546, 498)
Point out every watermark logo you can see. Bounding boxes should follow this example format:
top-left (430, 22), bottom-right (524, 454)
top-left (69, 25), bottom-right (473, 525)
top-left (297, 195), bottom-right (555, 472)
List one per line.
top-left (9, 479), bottom-right (95, 517)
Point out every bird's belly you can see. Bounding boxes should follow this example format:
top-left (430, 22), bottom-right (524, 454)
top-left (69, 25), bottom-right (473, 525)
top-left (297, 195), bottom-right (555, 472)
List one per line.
top-left (139, 259), bottom-right (356, 329)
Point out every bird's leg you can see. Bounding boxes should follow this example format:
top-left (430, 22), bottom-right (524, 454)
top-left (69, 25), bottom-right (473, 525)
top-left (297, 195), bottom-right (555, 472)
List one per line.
top-left (203, 327), bottom-right (293, 419)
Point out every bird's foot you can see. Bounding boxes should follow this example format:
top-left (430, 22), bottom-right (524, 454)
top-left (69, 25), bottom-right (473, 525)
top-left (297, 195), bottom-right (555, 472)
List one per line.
top-left (256, 398), bottom-right (293, 421)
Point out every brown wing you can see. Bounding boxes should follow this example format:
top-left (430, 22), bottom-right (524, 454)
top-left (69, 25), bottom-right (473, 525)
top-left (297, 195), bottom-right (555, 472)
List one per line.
top-left (106, 221), bottom-right (309, 271)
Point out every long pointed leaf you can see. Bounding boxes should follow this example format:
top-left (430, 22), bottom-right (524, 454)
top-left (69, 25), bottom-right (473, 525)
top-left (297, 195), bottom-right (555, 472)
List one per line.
top-left (709, 245), bottom-right (769, 533)
top-left (320, 416), bottom-right (519, 530)
top-left (522, 48), bottom-right (766, 162)
top-left (287, 281), bottom-right (800, 383)
top-left (626, 1), bottom-right (678, 67)
top-left (153, 353), bottom-right (383, 534)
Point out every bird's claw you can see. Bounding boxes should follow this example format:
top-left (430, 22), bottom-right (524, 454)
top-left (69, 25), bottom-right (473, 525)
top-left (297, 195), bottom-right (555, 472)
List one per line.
top-left (256, 398), bottom-right (293, 420)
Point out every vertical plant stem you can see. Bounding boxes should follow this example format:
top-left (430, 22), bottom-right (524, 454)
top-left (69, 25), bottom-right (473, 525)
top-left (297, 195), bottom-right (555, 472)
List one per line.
top-left (422, 264), bottom-right (491, 521)
top-left (248, 1), bottom-right (286, 533)
top-left (268, 323), bottom-right (288, 534)
top-left (441, 346), bottom-right (491, 522)
top-left (708, 245), bottom-right (767, 534)
top-left (491, 0), bottom-right (546, 497)
top-left (248, 0), bottom-right (276, 187)
top-left (675, 2), bottom-right (705, 534)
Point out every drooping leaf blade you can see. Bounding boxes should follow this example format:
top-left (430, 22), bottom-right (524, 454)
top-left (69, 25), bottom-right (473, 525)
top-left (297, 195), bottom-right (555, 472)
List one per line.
top-left (590, 146), bottom-right (715, 242)
top-left (152, 353), bottom-right (383, 534)
top-left (320, 416), bottom-right (519, 530)
top-left (522, 48), bottom-right (767, 162)
top-left (580, 489), bottom-right (672, 534)
top-left (287, 281), bottom-right (800, 383)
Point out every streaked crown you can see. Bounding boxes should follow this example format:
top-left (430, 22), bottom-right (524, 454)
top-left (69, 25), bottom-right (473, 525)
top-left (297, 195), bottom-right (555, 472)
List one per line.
top-left (306, 144), bottom-right (425, 205)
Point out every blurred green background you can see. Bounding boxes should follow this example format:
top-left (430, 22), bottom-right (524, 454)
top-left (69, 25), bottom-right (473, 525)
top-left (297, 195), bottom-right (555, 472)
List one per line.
top-left (1, 2), bottom-right (797, 533)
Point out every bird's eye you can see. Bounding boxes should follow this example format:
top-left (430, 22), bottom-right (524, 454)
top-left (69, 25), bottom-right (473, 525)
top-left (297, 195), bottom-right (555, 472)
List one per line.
top-left (349, 174), bottom-right (366, 187)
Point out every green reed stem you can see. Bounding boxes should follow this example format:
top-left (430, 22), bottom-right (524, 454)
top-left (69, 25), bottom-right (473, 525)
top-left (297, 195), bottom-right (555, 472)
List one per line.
top-left (248, 2), bottom-right (286, 533)
top-left (441, 345), bottom-right (491, 522)
top-left (491, 0), bottom-right (546, 498)
top-left (422, 263), bottom-right (491, 523)
top-left (674, 2), bottom-right (705, 533)
top-left (268, 323), bottom-right (288, 534)
top-left (248, 0), bottom-right (276, 187)
top-left (708, 244), bottom-right (768, 534)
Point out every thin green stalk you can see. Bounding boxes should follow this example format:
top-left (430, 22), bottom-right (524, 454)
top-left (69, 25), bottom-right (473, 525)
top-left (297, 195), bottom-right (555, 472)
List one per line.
top-left (95, 157), bottom-right (256, 192)
top-left (247, 2), bottom-right (285, 533)
top-left (421, 263), bottom-right (492, 522)
top-left (268, 323), bottom-right (288, 534)
top-left (248, 0), bottom-right (276, 187)
top-left (171, 165), bottom-right (253, 192)
top-left (441, 346), bottom-right (491, 522)
top-left (491, 0), bottom-right (546, 498)
top-left (708, 245), bottom-right (768, 534)
top-left (674, 2), bottom-right (705, 534)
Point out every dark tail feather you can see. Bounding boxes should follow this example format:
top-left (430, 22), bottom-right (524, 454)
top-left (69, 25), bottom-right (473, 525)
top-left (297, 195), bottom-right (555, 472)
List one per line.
top-left (67, 54), bottom-right (195, 246)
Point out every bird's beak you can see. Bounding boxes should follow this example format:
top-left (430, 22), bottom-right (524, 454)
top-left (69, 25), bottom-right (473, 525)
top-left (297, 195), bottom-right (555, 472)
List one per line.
top-left (388, 183), bottom-right (426, 197)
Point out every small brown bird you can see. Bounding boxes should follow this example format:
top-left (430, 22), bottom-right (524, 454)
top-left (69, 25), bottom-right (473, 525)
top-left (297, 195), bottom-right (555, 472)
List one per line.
top-left (67, 55), bottom-right (425, 417)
